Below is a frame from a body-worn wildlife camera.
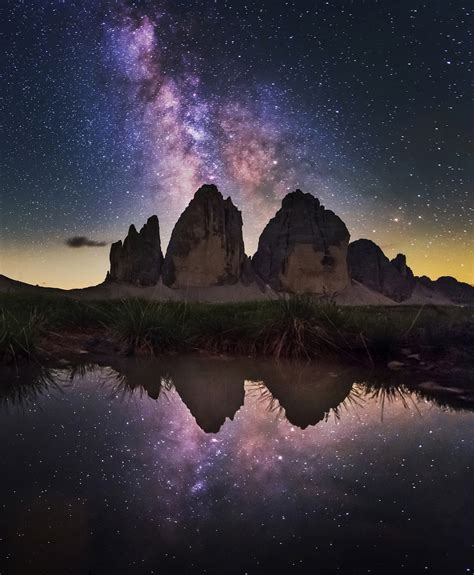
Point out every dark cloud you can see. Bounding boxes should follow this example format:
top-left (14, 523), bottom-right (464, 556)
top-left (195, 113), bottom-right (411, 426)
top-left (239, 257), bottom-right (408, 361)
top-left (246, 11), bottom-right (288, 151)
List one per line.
top-left (65, 236), bottom-right (108, 248)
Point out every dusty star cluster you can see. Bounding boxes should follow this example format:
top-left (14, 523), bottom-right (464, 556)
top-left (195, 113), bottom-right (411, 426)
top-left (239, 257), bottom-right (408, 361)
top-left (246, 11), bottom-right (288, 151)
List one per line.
top-left (0, 0), bottom-right (472, 287)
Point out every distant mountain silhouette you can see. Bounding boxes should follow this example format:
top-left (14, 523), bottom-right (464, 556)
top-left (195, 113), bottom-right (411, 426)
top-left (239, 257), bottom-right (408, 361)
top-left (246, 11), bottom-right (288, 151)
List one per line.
top-left (104, 185), bottom-right (472, 304)
top-left (418, 275), bottom-right (474, 305)
top-left (1, 185), bottom-right (472, 305)
top-left (348, 239), bottom-right (416, 302)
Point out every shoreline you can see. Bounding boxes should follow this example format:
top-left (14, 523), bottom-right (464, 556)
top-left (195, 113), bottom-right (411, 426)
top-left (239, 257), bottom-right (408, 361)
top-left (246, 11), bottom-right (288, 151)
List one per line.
top-left (2, 329), bottom-right (473, 413)
top-left (1, 293), bottom-right (473, 408)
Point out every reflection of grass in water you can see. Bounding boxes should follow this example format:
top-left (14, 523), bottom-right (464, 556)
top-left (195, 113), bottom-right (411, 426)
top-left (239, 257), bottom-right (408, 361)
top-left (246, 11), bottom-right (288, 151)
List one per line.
top-left (358, 378), bottom-right (474, 417)
top-left (357, 380), bottom-right (421, 421)
top-left (247, 379), bottom-right (367, 424)
top-left (331, 386), bottom-right (366, 422)
top-left (2, 359), bottom-right (471, 423)
top-left (249, 376), bottom-right (471, 428)
top-left (246, 380), bottom-right (285, 419)
top-left (66, 362), bottom-right (102, 381)
top-left (99, 368), bottom-right (174, 403)
top-left (0, 366), bottom-right (61, 411)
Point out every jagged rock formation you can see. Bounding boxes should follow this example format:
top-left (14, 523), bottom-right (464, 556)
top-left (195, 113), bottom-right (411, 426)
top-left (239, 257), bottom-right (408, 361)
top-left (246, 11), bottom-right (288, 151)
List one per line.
top-left (82, 183), bottom-right (471, 304)
top-left (162, 184), bottom-right (251, 288)
top-left (348, 240), bottom-right (415, 302)
top-left (107, 215), bottom-right (163, 286)
top-left (252, 190), bottom-right (350, 294)
top-left (391, 253), bottom-right (415, 283)
top-left (418, 275), bottom-right (474, 305)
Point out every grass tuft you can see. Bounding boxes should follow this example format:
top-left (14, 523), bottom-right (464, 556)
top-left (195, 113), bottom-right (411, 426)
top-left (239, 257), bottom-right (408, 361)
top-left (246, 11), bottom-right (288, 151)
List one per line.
top-left (259, 296), bottom-right (341, 359)
top-left (0, 308), bottom-right (45, 363)
top-left (101, 299), bottom-right (189, 354)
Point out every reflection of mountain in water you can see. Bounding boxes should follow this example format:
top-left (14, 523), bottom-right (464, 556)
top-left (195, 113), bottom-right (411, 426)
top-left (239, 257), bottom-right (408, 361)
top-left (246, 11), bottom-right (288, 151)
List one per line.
top-left (109, 359), bottom-right (166, 401)
top-left (260, 365), bottom-right (355, 429)
top-left (109, 358), bottom-right (356, 432)
top-left (171, 360), bottom-right (245, 433)
top-left (108, 357), bottom-right (246, 433)
top-left (1, 357), bottom-right (472, 426)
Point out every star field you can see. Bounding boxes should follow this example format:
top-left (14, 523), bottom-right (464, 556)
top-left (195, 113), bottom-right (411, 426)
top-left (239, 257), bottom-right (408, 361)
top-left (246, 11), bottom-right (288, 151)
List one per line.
top-left (0, 359), bottom-right (473, 573)
top-left (0, 0), bottom-right (472, 287)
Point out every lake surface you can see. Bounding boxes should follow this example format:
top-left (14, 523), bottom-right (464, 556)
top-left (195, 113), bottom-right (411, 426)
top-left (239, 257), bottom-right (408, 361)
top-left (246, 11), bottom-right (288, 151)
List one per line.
top-left (0, 357), bottom-right (472, 575)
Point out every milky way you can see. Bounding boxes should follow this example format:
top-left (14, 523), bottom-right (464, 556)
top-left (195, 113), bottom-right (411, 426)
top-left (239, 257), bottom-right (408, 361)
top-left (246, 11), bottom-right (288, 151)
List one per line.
top-left (1, 0), bottom-right (472, 287)
top-left (101, 1), bottom-right (357, 242)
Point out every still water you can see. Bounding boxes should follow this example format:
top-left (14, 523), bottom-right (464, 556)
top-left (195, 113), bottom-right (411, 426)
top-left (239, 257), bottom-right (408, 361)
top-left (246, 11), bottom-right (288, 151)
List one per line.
top-left (0, 357), bottom-right (472, 575)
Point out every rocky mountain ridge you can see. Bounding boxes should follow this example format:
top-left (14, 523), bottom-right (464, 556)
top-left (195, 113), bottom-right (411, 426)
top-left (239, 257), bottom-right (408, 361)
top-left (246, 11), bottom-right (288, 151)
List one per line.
top-left (1, 185), bottom-right (471, 305)
top-left (103, 184), bottom-right (473, 305)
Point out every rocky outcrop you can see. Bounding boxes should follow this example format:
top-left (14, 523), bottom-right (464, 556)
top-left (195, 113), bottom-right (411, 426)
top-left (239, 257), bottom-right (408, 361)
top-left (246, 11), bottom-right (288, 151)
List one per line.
top-left (391, 253), bottom-right (415, 283)
top-left (252, 190), bottom-right (350, 294)
top-left (162, 184), bottom-right (251, 288)
top-left (107, 215), bottom-right (163, 286)
top-left (348, 240), bottom-right (415, 302)
top-left (418, 276), bottom-right (474, 305)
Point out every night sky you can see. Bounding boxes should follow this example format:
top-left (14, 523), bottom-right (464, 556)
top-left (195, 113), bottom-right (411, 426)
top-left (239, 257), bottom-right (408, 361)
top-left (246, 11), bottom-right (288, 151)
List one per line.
top-left (1, 0), bottom-right (472, 288)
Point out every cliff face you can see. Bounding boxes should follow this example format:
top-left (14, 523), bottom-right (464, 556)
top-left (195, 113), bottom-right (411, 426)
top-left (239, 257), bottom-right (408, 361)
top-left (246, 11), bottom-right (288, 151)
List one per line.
top-left (347, 240), bottom-right (415, 302)
top-left (252, 190), bottom-right (350, 294)
top-left (161, 184), bottom-right (251, 288)
top-left (108, 215), bottom-right (163, 286)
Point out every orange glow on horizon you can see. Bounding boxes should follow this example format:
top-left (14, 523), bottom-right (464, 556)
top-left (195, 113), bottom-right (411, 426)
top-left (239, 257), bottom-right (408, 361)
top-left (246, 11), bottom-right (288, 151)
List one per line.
top-left (1, 235), bottom-right (472, 291)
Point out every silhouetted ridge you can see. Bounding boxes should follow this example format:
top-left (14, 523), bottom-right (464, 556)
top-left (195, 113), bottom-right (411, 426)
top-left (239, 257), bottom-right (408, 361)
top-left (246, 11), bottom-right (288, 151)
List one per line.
top-left (419, 275), bottom-right (474, 305)
top-left (347, 239), bottom-right (416, 302)
top-left (99, 184), bottom-right (472, 305)
top-left (107, 215), bottom-right (163, 286)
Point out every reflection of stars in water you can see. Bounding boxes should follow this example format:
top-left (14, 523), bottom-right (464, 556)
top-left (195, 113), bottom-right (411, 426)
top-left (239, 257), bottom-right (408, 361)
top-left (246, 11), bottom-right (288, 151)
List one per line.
top-left (73, 374), bottom-right (467, 532)
top-left (1, 365), bottom-right (473, 573)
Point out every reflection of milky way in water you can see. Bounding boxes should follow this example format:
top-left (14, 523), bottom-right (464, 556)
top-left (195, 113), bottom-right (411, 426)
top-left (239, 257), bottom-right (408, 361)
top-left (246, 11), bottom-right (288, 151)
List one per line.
top-left (0, 358), bottom-right (473, 575)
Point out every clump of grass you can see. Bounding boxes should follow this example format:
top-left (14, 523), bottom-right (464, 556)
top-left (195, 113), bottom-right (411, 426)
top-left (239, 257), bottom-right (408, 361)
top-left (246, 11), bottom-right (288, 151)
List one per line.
top-left (258, 296), bottom-right (344, 359)
top-left (101, 299), bottom-right (189, 354)
top-left (0, 308), bottom-right (45, 363)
